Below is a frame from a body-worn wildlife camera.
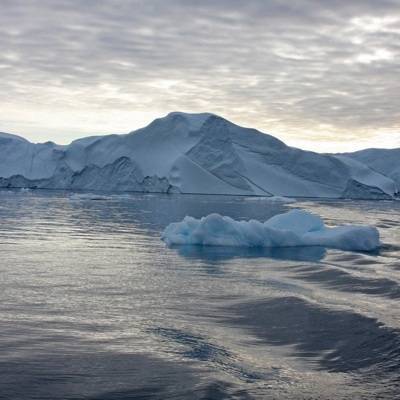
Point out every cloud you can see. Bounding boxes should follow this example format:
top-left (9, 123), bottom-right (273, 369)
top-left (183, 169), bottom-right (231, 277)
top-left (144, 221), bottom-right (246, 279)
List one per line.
top-left (0, 0), bottom-right (399, 151)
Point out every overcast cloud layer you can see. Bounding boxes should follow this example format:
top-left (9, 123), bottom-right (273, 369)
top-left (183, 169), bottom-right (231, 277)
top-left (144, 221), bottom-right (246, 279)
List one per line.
top-left (1, 0), bottom-right (399, 151)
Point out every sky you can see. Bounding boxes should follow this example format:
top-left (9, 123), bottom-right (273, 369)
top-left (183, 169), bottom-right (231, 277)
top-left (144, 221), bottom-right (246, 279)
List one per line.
top-left (1, 0), bottom-right (399, 152)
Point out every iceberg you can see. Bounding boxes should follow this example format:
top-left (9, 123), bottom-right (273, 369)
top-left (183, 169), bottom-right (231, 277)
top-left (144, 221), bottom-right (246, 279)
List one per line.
top-left (162, 210), bottom-right (380, 252)
top-left (341, 148), bottom-right (400, 190)
top-left (0, 112), bottom-right (398, 199)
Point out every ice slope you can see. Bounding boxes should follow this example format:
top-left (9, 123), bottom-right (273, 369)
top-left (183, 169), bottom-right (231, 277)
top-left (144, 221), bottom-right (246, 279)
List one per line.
top-left (333, 155), bottom-right (396, 199)
top-left (341, 148), bottom-right (400, 190)
top-left (0, 113), bottom-right (398, 198)
top-left (161, 210), bottom-right (380, 251)
top-left (0, 132), bottom-right (64, 180)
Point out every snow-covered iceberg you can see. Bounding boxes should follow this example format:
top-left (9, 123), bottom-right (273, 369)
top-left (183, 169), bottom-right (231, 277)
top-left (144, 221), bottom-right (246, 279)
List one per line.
top-left (162, 210), bottom-right (380, 252)
top-left (0, 112), bottom-right (398, 198)
top-left (341, 148), bottom-right (400, 189)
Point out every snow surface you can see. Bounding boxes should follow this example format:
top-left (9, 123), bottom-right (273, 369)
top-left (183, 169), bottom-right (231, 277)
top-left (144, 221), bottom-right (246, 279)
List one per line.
top-left (334, 155), bottom-right (396, 196)
top-left (162, 210), bottom-right (380, 251)
top-left (0, 112), bottom-right (398, 198)
top-left (342, 148), bottom-right (400, 190)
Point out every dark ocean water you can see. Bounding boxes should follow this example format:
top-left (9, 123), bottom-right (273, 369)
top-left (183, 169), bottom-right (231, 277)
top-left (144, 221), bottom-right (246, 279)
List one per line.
top-left (0, 190), bottom-right (399, 399)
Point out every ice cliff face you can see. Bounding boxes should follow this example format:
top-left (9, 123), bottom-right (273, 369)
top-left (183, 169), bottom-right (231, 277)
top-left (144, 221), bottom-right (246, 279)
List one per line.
top-left (341, 148), bottom-right (400, 189)
top-left (0, 113), bottom-right (398, 199)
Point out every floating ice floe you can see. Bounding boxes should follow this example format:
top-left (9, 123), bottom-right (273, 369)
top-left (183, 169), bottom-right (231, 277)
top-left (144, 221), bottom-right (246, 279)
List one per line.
top-left (162, 209), bottom-right (380, 251)
top-left (69, 193), bottom-right (111, 201)
top-left (69, 192), bottom-right (137, 201)
top-left (268, 196), bottom-right (296, 203)
top-left (244, 196), bottom-right (296, 203)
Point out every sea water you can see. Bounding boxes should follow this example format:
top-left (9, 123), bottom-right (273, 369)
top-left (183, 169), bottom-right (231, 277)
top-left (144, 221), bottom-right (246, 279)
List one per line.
top-left (0, 190), bottom-right (399, 399)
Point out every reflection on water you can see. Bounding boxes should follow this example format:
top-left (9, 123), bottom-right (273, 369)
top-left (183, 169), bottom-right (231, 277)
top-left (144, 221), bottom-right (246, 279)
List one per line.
top-left (172, 244), bottom-right (327, 263)
top-left (0, 190), bottom-right (399, 399)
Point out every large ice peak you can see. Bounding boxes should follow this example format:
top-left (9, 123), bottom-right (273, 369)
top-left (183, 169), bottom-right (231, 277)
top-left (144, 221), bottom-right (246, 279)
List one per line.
top-left (135, 111), bottom-right (215, 135)
top-left (165, 111), bottom-right (215, 131)
top-left (0, 112), bottom-right (398, 198)
top-left (0, 132), bottom-right (29, 143)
